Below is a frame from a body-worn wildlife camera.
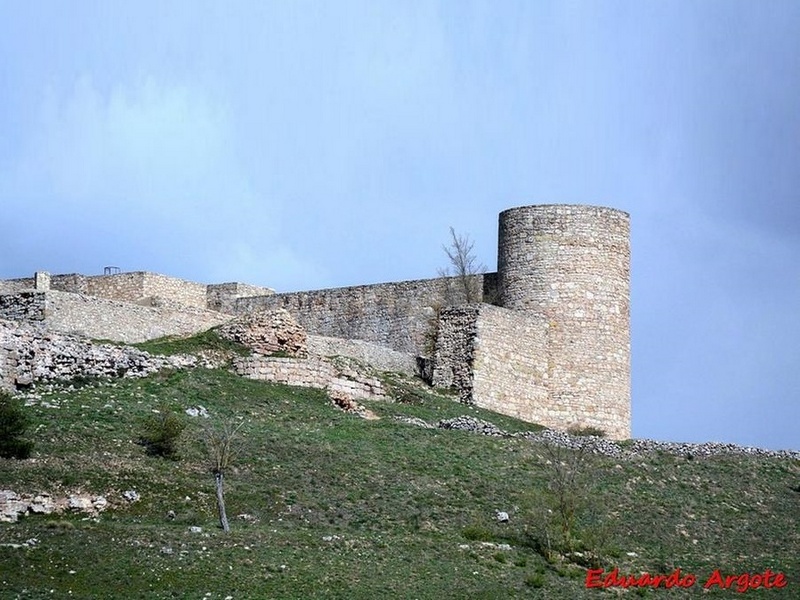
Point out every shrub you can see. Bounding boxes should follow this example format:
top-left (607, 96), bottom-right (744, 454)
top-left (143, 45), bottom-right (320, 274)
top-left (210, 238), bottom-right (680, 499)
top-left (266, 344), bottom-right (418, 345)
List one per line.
top-left (44, 520), bottom-right (75, 532)
top-left (525, 573), bottom-right (545, 588)
top-left (139, 408), bottom-right (186, 460)
top-left (523, 442), bottom-right (611, 566)
top-left (462, 523), bottom-right (494, 542)
top-left (0, 392), bottom-right (34, 459)
top-left (567, 425), bottom-right (607, 438)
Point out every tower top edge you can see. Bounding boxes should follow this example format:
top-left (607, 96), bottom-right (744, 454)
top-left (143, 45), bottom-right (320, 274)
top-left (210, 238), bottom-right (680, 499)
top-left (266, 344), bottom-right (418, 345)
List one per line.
top-left (500, 204), bottom-right (630, 219)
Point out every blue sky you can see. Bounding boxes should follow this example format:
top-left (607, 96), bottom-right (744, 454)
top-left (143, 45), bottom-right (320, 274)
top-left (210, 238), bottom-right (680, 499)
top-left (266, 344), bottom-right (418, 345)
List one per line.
top-left (1, 1), bottom-right (798, 450)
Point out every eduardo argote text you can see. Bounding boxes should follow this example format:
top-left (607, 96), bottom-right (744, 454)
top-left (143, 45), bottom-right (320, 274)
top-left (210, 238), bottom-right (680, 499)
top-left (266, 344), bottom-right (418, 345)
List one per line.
top-left (586, 567), bottom-right (788, 593)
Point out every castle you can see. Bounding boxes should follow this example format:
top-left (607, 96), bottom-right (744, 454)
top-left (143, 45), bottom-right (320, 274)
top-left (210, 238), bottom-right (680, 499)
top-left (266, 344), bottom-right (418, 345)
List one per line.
top-left (0, 204), bottom-right (631, 439)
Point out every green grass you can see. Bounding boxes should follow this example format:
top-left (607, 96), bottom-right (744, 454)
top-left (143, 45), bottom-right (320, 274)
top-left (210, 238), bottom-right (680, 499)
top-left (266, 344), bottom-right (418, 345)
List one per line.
top-left (1, 367), bottom-right (798, 599)
top-left (133, 329), bottom-right (250, 357)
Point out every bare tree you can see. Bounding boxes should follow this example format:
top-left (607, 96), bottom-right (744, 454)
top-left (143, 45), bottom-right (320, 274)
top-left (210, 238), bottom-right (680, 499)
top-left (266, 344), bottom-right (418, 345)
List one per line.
top-left (438, 226), bottom-right (486, 305)
top-left (204, 418), bottom-right (246, 533)
top-left (423, 227), bottom-right (488, 359)
top-left (524, 440), bottom-right (608, 568)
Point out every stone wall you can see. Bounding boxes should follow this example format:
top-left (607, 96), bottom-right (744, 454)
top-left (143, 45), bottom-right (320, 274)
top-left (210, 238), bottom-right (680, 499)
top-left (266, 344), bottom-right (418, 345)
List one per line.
top-left (217, 309), bottom-right (307, 357)
top-left (207, 282), bottom-right (275, 313)
top-left (140, 273), bottom-right (208, 307)
top-left (0, 319), bottom-right (194, 392)
top-left (470, 306), bottom-right (550, 429)
top-left (51, 273), bottom-right (91, 294)
top-left (78, 272), bottom-right (208, 308)
top-left (83, 272), bottom-right (144, 301)
top-left (42, 290), bottom-right (232, 343)
top-left (233, 355), bottom-right (386, 401)
top-left (1, 271), bottom-right (276, 313)
top-left (0, 277), bottom-right (34, 294)
top-left (431, 306), bottom-right (480, 402)
top-left (0, 271), bottom-right (210, 308)
top-left (234, 274), bottom-right (498, 356)
top-left (432, 303), bottom-right (628, 440)
top-left (0, 292), bottom-right (46, 322)
top-left (308, 335), bottom-right (418, 376)
top-left (0, 290), bottom-right (231, 343)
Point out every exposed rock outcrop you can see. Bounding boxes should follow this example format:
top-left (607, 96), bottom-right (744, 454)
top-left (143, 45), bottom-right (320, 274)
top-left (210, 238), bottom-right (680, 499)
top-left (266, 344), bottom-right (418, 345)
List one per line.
top-left (0, 490), bottom-right (110, 523)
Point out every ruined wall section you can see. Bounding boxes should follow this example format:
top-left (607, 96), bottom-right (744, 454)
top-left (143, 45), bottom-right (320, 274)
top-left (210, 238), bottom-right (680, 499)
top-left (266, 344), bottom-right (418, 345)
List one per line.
top-left (308, 335), bottom-right (417, 376)
top-left (234, 274), bottom-right (497, 356)
top-left (79, 272), bottom-right (208, 307)
top-left (0, 291), bottom-right (231, 343)
top-left (0, 292), bottom-right (46, 322)
top-left (51, 273), bottom-right (91, 294)
top-left (497, 204), bottom-right (631, 439)
top-left (233, 355), bottom-right (386, 401)
top-left (42, 290), bottom-right (231, 343)
top-left (431, 306), bottom-right (480, 402)
top-left (431, 305), bottom-right (549, 424)
top-left (431, 302), bottom-right (627, 439)
top-left (0, 278), bottom-right (35, 294)
top-left (207, 282), bottom-right (276, 313)
top-left (0, 318), bottom-right (195, 392)
top-left (0, 272), bottom-right (210, 308)
top-left (140, 273), bottom-right (208, 307)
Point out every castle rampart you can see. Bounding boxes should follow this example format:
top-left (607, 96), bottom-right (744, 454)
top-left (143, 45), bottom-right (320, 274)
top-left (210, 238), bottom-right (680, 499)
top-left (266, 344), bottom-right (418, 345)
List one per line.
top-left (432, 304), bottom-right (550, 411)
top-left (233, 274), bottom-right (498, 355)
top-left (207, 282), bottom-right (276, 313)
top-left (0, 203), bottom-right (631, 438)
top-left (0, 290), bottom-right (231, 343)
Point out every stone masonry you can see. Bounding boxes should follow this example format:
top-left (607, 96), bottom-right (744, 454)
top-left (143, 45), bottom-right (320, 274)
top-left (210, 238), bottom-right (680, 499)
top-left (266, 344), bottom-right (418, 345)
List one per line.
top-left (496, 205), bottom-right (630, 438)
top-left (233, 355), bottom-right (386, 401)
top-left (0, 318), bottom-right (196, 391)
top-left (0, 203), bottom-right (631, 438)
top-left (0, 290), bottom-right (231, 344)
top-left (233, 204), bottom-right (630, 438)
top-left (217, 309), bottom-right (307, 357)
top-left (234, 274), bottom-right (498, 355)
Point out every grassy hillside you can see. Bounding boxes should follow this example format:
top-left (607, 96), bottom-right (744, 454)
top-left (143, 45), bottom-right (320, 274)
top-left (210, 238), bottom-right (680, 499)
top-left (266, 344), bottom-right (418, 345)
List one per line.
top-left (1, 365), bottom-right (798, 599)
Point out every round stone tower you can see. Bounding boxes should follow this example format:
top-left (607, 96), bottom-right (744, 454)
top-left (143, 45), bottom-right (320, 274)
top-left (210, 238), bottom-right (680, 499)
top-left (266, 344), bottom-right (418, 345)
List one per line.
top-left (497, 204), bottom-right (630, 438)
